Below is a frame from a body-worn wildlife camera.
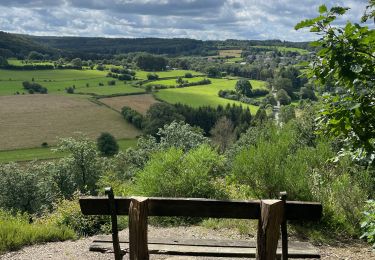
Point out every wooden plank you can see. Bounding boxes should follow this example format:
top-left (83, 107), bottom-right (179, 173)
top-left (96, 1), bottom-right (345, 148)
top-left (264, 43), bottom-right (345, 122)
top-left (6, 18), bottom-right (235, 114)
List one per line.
top-left (89, 241), bottom-right (321, 258)
top-left (93, 236), bottom-right (317, 250)
top-left (80, 197), bottom-right (322, 221)
top-left (280, 192), bottom-right (288, 260)
top-left (257, 200), bottom-right (283, 260)
top-left (104, 187), bottom-right (123, 260)
top-left (129, 197), bottom-right (149, 260)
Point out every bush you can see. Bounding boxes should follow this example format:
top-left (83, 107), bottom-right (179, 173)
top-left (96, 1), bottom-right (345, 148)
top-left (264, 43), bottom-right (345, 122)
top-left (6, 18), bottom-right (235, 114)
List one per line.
top-left (65, 86), bottom-right (74, 94)
top-left (22, 81), bottom-right (48, 94)
top-left (361, 200), bottom-right (375, 249)
top-left (0, 209), bottom-right (75, 253)
top-left (134, 145), bottom-right (227, 199)
top-left (118, 74), bottom-right (132, 81)
top-left (184, 72), bottom-right (193, 78)
top-left (0, 163), bottom-right (58, 214)
top-left (108, 80), bottom-right (116, 86)
top-left (276, 89), bottom-right (291, 105)
top-left (121, 106), bottom-right (144, 129)
top-left (147, 73), bottom-right (159, 80)
top-left (97, 132), bottom-right (119, 157)
top-left (42, 197), bottom-right (128, 236)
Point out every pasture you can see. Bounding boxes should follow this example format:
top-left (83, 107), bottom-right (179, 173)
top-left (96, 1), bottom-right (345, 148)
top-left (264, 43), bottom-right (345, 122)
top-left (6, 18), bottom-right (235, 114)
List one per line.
top-left (0, 139), bottom-right (137, 163)
top-left (218, 49), bottom-right (242, 57)
top-left (154, 78), bottom-right (266, 113)
top-left (251, 46), bottom-right (309, 55)
top-left (144, 77), bottom-right (208, 87)
top-left (0, 69), bottom-right (143, 96)
top-left (135, 70), bottom-right (203, 80)
top-left (0, 95), bottom-right (140, 150)
top-left (7, 59), bottom-right (54, 66)
top-left (100, 94), bottom-right (159, 114)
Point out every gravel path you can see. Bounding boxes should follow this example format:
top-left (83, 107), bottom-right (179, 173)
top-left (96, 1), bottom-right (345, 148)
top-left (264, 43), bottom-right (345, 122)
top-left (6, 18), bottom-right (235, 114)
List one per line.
top-left (1, 226), bottom-right (374, 260)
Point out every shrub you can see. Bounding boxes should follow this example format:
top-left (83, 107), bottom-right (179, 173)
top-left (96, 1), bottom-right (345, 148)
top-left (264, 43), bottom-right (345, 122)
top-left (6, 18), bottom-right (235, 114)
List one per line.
top-left (22, 81), bottom-right (48, 94)
top-left (134, 145), bottom-right (227, 199)
top-left (42, 197), bottom-right (128, 236)
top-left (108, 80), bottom-right (116, 86)
top-left (65, 86), bottom-right (74, 94)
top-left (147, 73), bottom-right (159, 80)
top-left (276, 89), bottom-right (291, 105)
top-left (361, 200), bottom-right (375, 249)
top-left (0, 163), bottom-right (59, 214)
top-left (118, 74), bottom-right (132, 81)
top-left (184, 72), bottom-right (193, 78)
top-left (0, 209), bottom-right (75, 253)
top-left (97, 132), bottom-right (119, 157)
top-left (121, 106), bottom-right (144, 129)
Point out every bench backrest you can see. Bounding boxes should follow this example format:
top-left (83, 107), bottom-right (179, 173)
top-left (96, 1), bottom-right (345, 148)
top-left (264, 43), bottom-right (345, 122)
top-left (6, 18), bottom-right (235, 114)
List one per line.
top-left (79, 196), bottom-right (322, 220)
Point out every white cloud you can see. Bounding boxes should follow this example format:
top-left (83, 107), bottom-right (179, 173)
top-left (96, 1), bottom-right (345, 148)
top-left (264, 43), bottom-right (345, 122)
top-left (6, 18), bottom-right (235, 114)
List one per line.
top-left (0, 0), bottom-right (370, 40)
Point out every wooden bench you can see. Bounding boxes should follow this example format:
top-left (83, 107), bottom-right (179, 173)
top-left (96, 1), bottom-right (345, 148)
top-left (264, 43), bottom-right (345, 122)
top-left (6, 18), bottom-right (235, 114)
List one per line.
top-left (80, 188), bottom-right (322, 260)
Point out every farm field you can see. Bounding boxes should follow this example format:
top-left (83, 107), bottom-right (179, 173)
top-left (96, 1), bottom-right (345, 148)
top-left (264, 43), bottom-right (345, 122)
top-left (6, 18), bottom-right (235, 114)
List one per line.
top-left (144, 76), bottom-right (208, 87)
top-left (7, 59), bottom-right (54, 66)
top-left (251, 46), bottom-right (309, 54)
top-left (0, 69), bottom-right (143, 96)
top-left (100, 94), bottom-right (159, 114)
top-left (135, 70), bottom-right (203, 80)
top-left (0, 94), bottom-right (140, 150)
top-left (154, 78), bottom-right (266, 113)
top-left (218, 49), bottom-right (242, 57)
top-left (0, 138), bottom-right (137, 163)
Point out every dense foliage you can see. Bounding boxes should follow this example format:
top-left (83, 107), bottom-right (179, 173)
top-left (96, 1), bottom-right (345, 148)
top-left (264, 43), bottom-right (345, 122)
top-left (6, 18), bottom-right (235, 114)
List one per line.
top-left (296, 4), bottom-right (375, 163)
top-left (97, 132), bottom-right (119, 157)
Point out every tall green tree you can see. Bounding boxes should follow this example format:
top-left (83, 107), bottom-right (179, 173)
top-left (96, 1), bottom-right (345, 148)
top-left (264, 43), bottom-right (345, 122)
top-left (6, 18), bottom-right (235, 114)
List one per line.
top-left (235, 79), bottom-right (252, 97)
top-left (296, 3), bottom-right (375, 163)
top-left (97, 132), bottom-right (119, 157)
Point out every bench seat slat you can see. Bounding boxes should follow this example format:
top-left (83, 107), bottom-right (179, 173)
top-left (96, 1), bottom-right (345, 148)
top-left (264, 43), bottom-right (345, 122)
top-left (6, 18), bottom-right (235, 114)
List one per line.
top-left (89, 238), bottom-right (320, 258)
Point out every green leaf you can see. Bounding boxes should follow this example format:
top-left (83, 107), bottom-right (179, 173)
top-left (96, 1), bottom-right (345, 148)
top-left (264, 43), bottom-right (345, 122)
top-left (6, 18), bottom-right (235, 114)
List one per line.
top-left (319, 5), bottom-right (327, 14)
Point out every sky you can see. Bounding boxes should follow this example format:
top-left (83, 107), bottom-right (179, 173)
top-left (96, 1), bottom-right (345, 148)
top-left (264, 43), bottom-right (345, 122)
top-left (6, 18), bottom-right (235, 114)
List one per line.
top-left (0, 0), bottom-right (370, 41)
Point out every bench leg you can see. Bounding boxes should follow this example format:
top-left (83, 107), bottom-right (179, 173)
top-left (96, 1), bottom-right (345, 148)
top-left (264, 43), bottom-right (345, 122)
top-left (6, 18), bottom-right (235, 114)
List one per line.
top-left (256, 199), bottom-right (283, 260)
top-left (105, 187), bottom-right (123, 260)
top-left (129, 197), bottom-right (149, 260)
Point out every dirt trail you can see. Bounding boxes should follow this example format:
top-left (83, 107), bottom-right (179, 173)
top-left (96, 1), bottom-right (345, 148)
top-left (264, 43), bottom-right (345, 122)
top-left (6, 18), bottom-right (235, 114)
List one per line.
top-left (1, 226), bottom-right (373, 260)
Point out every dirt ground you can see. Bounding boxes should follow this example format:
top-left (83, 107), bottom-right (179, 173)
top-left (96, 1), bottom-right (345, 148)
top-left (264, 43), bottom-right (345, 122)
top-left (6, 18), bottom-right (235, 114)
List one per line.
top-left (0, 94), bottom-right (140, 150)
top-left (99, 94), bottom-right (159, 115)
top-left (1, 226), bottom-right (373, 260)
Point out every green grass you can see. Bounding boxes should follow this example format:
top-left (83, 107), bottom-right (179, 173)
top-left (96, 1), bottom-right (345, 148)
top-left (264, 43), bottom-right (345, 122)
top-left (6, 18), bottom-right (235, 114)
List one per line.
top-left (0, 69), bottom-right (143, 96)
top-left (135, 70), bottom-right (203, 80)
top-left (225, 57), bottom-right (243, 63)
top-left (7, 59), bottom-right (54, 66)
top-left (251, 46), bottom-right (309, 55)
top-left (145, 77), bottom-right (208, 87)
top-left (154, 78), bottom-right (266, 113)
top-left (0, 147), bottom-right (67, 164)
top-left (0, 210), bottom-right (76, 253)
top-left (0, 139), bottom-right (138, 163)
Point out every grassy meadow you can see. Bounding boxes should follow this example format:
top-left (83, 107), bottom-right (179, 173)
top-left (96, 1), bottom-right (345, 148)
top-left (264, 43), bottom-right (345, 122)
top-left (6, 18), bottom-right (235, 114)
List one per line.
top-left (100, 94), bottom-right (159, 114)
top-left (144, 76), bottom-right (209, 87)
top-left (0, 95), bottom-right (140, 150)
top-left (135, 69), bottom-right (203, 80)
top-left (0, 138), bottom-right (137, 163)
top-left (0, 69), bottom-right (143, 96)
top-left (154, 78), bottom-right (266, 113)
top-left (251, 45), bottom-right (309, 54)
